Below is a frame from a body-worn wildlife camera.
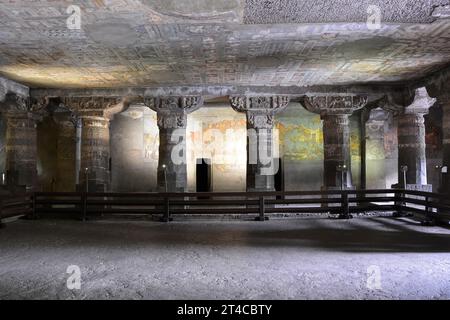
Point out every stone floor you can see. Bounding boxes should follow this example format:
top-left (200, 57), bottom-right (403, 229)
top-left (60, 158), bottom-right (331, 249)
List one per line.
top-left (0, 216), bottom-right (450, 300)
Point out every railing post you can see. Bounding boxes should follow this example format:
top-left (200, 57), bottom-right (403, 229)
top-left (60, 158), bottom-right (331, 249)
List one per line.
top-left (81, 192), bottom-right (87, 221)
top-left (256, 195), bottom-right (266, 221)
top-left (163, 196), bottom-right (170, 222)
top-left (338, 191), bottom-right (352, 219)
top-left (393, 189), bottom-right (405, 217)
top-left (421, 195), bottom-right (435, 226)
top-left (0, 198), bottom-right (4, 228)
top-left (31, 193), bottom-right (37, 220)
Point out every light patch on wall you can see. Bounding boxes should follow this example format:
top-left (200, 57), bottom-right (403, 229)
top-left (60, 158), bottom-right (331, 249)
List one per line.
top-left (187, 107), bottom-right (247, 191)
top-left (143, 112), bottom-right (159, 162)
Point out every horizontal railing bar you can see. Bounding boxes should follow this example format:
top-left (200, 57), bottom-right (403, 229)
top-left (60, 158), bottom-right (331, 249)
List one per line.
top-left (35, 200), bottom-right (81, 205)
top-left (87, 208), bottom-right (163, 214)
top-left (265, 198), bottom-right (343, 205)
top-left (265, 207), bottom-right (340, 214)
top-left (169, 208), bottom-right (259, 214)
top-left (348, 197), bottom-right (399, 203)
top-left (35, 208), bottom-right (81, 213)
top-left (349, 205), bottom-right (398, 212)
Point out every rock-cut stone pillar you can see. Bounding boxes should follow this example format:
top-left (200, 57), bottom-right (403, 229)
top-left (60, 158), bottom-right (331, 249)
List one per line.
top-left (0, 94), bottom-right (48, 191)
top-left (61, 97), bottom-right (122, 192)
top-left (394, 87), bottom-right (435, 190)
top-left (302, 95), bottom-right (368, 190)
top-left (53, 110), bottom-right (79, 192)
top-left (230, 96), bottom-right (289, 192)
top-left (428, 84), bottom-right (450, 194)
top-left (362, 106), bottom-right (397, 189)
top-left (144, 96), bottom-right (203, 192)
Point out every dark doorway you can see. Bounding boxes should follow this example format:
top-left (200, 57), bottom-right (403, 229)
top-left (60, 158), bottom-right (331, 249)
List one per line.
top-left (196, 158), bottom-right (212, 193)
top-left (274, 158), bottom-right (284, 199)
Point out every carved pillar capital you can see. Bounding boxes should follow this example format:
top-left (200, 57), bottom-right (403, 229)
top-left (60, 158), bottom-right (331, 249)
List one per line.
top-left (383, 87), bottom-right (436, 116)
top-left (229, 96), bottom-right (290, 129)
top-left (143, 96), bottom-right (203, 129)
top-left (403, 87), bottom-right (436, 115)
top-left (302, 94), bottom-right (368, 117)
top-left (60, 97), bottom-right (122, 120)
top-left (1, 93), bottom-right (49, 120)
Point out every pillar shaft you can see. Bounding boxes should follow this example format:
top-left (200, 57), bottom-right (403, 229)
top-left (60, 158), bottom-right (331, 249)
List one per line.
top-left (397, 113), bottom-right (428, 186)
top-left (157, 124), bottom-right (187, 192)
top-left (145, 96), bottom-right (203, 192)
top-left (322, 114), bottom-right (352, 189)
top-left (78, 116), bottom-right (110, 192)
top-left (247, 125), bottom-right (275, 192)
top-left (5, 112), bottom-right (38, 189)
top-left (60, 97), bottom-right (123, 192)
top-left (440, 98), bottom-right (450, 193)
top-left (302, 95), bottom-right (368, 190)
top-left (54, 114), bottom-right (77, 192)
top-left (392, 87), bottom-right (435, 190)
top-left (364, 108), bottom-right (396, 189)
top-left (230, 96), bottom-right (289, 192)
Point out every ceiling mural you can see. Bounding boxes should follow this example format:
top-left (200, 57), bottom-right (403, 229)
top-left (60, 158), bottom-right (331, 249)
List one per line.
top-left (0, 1), bottom-right (449, 89)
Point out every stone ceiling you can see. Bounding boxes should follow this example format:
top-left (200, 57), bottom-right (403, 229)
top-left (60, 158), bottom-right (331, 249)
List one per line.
top-left (0, 0), bottom-right (450, 90)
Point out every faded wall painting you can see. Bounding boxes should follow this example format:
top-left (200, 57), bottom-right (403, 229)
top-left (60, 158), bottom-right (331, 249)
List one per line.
top-left (104, 103), bottom-right (367, 192)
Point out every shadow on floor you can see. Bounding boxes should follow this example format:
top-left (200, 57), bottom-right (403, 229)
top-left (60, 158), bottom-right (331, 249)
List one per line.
top-left (2, 216), bottom-right (450, 254)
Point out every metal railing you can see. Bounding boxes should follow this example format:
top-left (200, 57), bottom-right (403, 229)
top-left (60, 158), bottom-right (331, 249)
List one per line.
top-left (1, 189), bottom-right (449, 225)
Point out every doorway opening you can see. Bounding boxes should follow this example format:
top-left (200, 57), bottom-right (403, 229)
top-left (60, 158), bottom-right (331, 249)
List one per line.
top-left (196, 158), bottom-right (212, 193)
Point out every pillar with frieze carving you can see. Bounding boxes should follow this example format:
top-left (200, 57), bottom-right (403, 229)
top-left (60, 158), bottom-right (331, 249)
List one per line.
top-left (395, 87), bottom-right (435, 191)
top-left (61, 97), bottom-right (122, 192)
top-left (302, 95), bottom-right (368, 190)
top-left (0, 94), bottom-right (47, 191)
top-left (53, 111), bottom-right (79, 192)
top-left (434, 90), bottom-right (450, 193)
top-left (230, 96), bottom-right (289, 192)
top-left (144, 96), bottom-right (203, 192)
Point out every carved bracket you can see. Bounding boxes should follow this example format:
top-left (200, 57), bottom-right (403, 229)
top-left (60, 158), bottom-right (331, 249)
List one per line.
top-left (143, 96), bottom-right (203, 129)
top-left (60, 97), bottom-right (122, 119)
top-left (143, 96), bottom-right (203, 113)
top-left (302, 95), bottom-right (368, 116)
top-left (382, 87), bottom-right (436, 116)
top-left (229, 96), bottom-right (289, 113)
top-left (0, 93), bottom-right (49, 119)
top-left (229, 96), bottom-right (290, 129)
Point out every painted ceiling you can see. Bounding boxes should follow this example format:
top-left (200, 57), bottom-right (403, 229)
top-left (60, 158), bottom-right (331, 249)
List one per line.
top-left (0, 0), bottom-right (449, 89)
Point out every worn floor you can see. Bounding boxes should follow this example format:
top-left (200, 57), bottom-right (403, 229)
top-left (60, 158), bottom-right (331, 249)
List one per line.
top-left (0, 216), bottom-right (449, 300)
